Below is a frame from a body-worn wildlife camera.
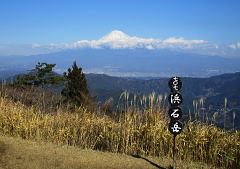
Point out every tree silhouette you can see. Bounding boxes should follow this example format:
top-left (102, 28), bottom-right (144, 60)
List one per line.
top-left (61, 61), bottom-right (90, 106)
top-left (14, 62), bottom-right (64, 87)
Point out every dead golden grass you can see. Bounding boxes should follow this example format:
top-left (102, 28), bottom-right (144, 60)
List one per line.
top-left (0, 91), bottom-right (239, 168)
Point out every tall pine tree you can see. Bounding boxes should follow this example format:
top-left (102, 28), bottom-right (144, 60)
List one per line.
top-left (61, 61), bottom-right (90, 106)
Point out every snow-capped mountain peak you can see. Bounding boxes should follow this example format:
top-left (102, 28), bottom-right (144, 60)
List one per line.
top-left (100, 30), bottom-right (130, 41)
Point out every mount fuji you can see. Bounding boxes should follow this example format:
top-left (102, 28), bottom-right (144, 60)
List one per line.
top-left (0, 30), bottom-right (240, 78)
top-left (30, 30), bottom-right (224, 55)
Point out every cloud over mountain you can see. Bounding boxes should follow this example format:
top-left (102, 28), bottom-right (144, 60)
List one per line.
top-left (0, 30), bottom-right (239, 57)
top-left (30, 30), bottom-right (238, 57)
top-left (33, 30), bottom-right (212, 50)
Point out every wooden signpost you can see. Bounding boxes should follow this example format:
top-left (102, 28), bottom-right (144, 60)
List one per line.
top-left (168, 77), bottom-right (183, 169)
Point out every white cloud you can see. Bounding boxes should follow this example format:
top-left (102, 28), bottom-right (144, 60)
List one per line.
top-left (33, 30), bottom-right (211, 51)
top-left (1, 30), bottom-right (240, 57)
top-left (163, 37), bottom-right (205, 44)
top-left (229, 42), bottom-right (240, 49)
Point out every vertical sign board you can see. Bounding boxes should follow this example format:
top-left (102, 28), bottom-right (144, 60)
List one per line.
top-left (168, 77), bottom-right (183, 168)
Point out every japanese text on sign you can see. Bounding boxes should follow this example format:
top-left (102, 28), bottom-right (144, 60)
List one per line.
top-left (169, 121), bottom-right (183, 135)
top-left (168, 92), bottom-right (183, 106)
top-left (168, 76), bottom-right (182, 92)
top-left (168, 107), bottom-right (182, 121)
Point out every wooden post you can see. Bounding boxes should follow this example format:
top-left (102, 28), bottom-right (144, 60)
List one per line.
top-left (173, 135), bottom-right (176, 169)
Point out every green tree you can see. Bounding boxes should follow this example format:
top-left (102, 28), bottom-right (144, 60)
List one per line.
top-left (61, 61), bottom-right (91, 106)
top-left (14, 62), bottom-right (64, 87)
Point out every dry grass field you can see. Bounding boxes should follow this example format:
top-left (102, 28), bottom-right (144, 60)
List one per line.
top-left (0, 135), bottom-right (216, 169)
top-left (0, 86), bottom-right (239, 169)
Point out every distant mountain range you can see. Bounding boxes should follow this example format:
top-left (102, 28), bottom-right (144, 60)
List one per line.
top-left (86, 72), bottom-right (240, 106)
top-left (86, 72), bottom-right (240, 129)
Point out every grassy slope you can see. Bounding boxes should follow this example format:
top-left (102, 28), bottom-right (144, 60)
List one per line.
top-left (0, 135), bottom-right (215, 169)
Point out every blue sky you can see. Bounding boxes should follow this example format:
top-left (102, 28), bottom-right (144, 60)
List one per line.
top-left (0, 0), bottom-right (240, 45)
